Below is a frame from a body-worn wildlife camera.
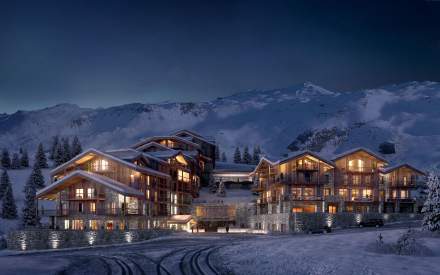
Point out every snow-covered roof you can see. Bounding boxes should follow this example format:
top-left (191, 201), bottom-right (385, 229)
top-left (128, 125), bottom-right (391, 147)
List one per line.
top-left (132, 135), bottom-right (201, 150)
top-left (380, 163), bottom-right (425, 175)
top-left (279, 150), bottom-right (335, 167)
top-left (51, 148), bottom-right (170, 179)
top-left (106, 148), bottom-right (168, 165)
top-left (250, 156), bottom-right (279, 175)
top-left (37, 170), bottom-right (144, 199)
top-left (214, 162), bottom-right (256, 173)
top-left (172, 129), bottom-right (216, 146)
top-left (331, 147), bottom-right (388, 163)
top-left (136, 141), bottom-right (171, 152)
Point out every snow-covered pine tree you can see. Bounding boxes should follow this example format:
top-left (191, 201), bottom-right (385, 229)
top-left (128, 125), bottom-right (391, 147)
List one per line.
top-left (422, 171), bottom-right (440, 232)
top-left (1, 149), bottom-right (11, 169)
top-left (221, 152), bottom-right (227, 162)
top-left (71, 136), bottom-right (82, 157)
top-left (2, 185), bottom-right (17, 219)
top-left (0, 169), bottom-right (10, 200)
top-left (252, 145), bottom-right (261, 164)
top-left (34, 143), bottom-right (48, 169)
top-left (243, 146), bottom-right (252, 164)
top-left (29, 164), bottom-right (45, 189)
top-left (62, 138), bottom-right (71, 163)
top-left (20, 149), bottom-right (29, 168)
top-left (215, 145), bottom-right (220, 161)
top-left (11, 153), bottom-right (21, 169)
top-left (54, 142), bottom-right (64, 167)
top-left (22, 174), bottom-right (40, 227)
top-left (233, 147), bottom-right (242, 163)
top-left (49, 135), bottom-right (59, 160)
top-left (216, 180), bottom-right (226, 197)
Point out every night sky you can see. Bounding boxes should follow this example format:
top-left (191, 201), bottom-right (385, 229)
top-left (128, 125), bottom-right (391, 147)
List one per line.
top-left (1, 0), bottom-right (439, 113)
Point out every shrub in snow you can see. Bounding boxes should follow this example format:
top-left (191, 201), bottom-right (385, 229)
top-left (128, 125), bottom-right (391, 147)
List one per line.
top-left (233, 147), bottom-right (242, 163)
top-left (20, 149), bottom-right (29, 168)
top-left (369, 229), bottom-right (433, 256)
top-left (34, 143), bottom-right (48, 169)
top-left (11, 153), bottom-right (21, 169)
top-left (422, 172), bottom-right (440, 232)
top-left (2, 185), bottom-right (18, 219)
top-left (1, 148), bottom-right (11, 169)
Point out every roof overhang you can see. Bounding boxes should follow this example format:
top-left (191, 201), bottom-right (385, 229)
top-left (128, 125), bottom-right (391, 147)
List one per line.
top-left (37, 171), bottom-right (144, 200)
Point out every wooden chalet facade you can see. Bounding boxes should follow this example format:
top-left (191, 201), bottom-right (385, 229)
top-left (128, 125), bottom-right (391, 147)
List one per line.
top-left (37, 130), bottom-right (215, 230)
top-left (253, 148), bottom-right (425, 215)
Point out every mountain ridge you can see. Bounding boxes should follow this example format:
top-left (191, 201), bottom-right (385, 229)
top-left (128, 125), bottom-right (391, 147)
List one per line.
top-left (1, 81), bottom-right (439, 169)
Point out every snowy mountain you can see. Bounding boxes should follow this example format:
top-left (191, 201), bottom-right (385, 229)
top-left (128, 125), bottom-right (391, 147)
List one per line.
top-left (1, 81), bottom-right (440, 169)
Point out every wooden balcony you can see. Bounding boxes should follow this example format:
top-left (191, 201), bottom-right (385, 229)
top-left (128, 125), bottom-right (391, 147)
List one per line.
top-left (290, 195), bottom-right (322, 201)
top-left (296, 164), bottom-right (319, 171)
top-left (39, 207), bottom-right (142, 217)
top-left (387, 180), bottom-right (417, 188)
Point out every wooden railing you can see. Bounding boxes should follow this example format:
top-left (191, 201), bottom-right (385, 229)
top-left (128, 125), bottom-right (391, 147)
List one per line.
top-left (39, 208), bottom-right (142, 217)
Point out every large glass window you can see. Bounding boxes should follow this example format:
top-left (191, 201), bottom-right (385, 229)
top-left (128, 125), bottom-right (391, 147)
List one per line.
top-left (352, 175), bottom-right (361, 185)
top-left (351, 189), bottom-right (360, 200)
top-left (75, 188), bottom-right (84, 199)
top-left (87, 188), bottom-right (94, 198)
top-left (90, 202), bottom-right (96, 213)
top-left (303, 188), bottom-right (314, 198)
top-left (291, 188), bottom-right (301, 198)
top-left (178, 170), bottom-right (190, 182)
top-left (339, 188), bottom-right (348, 199)
top-left (72, 220), bottom-right (84, 230)
top-left (363, 189), bottom-right (373, 199)
top-left (92, 159), bottom-right (109, 171)
top-left (401, 190), bottom-right (408, 199)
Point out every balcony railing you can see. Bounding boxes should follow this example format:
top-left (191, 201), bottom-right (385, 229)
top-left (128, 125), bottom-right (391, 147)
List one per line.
top-left (39, 208), bottom-right (142, 217)
top-left (387, 180), bottom-right (417, 187)
top-left (290, 195), bottom-right (322, 201)
top-left (296, 164), bottom-right (319, 170)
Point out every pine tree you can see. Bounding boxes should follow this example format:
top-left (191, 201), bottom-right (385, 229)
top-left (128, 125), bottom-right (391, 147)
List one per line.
top-left (11, 153), bottom-right (21, 169)
top-left (20, 149), bottom-right (29, 168)
top-left (422, 172), bottom-right (440, 232)
top-left (49, 135), bottom-right (59, 160)
top-left (215, 145), bottom-right (220, 161)
top-left (54, 142), bottom-right (64, 167)
top-left (243, 146), bottom-right (252, 164)
top-left (2, 185), bottom-right (17, 219)
top-left (0, 169), bottom-right (10, 200)
top-left (252, 145), bottom-right (261, 164)
top-left (22, 174), bottom-right (40, 227)
top-left (29, 164), bottom-right (45, 189)
top-left (221, 152), bottom-right (227, 162)
top-left (34, 143), bottom-right (48, 169)
top-left (233, 147), bottom-right (242, 163)
top-left (216, 180), bottom-right (226, 197)
top-left (71, 136), bottom-right (82, 157)
top-left (62, 138), bottom-right (71, 163)
top-left (1, 149), bottom-right (11, 169)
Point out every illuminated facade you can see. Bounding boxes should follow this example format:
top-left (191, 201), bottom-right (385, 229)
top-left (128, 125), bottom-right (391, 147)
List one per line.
top-left (37, 130), bottom-right (215, 230)
top-left (253, 148), bottom-right (425, 215)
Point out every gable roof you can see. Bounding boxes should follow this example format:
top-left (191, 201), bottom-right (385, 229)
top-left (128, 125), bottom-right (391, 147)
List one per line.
top-left (380, 163), bottom-right (426, 175)
top-left (172, 129), bottom-right (216, 146)
top-left (106, 148), bottom-right (168, 165)
top-left (51, 148), bottom-right (170, 179)
top-left (37, 170), bottom-right (144, 199)
top-left (131, 135), bottom-right (201, 150)
top-left (279, 150), bottom-right (335, 167)
top-left (332, 147), bottom-right (388, 163)
top-left (250, 156), bottom-right (278, 175)
top-left (136, 141), bottom-right (171, 152)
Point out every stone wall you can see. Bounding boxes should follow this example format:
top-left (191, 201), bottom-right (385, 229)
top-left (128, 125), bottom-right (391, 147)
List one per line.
top-left (251, 212), bottom-right (422, 233)
top-left (7, 229), bottom-right (171, 251)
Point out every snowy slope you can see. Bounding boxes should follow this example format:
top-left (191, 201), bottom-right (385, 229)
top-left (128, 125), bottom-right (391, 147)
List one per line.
top-left (1, 81), bottom-right (440, 169)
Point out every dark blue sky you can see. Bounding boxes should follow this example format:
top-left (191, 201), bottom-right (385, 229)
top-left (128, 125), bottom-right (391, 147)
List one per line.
top-left (1, 0), bottom-right (439, 113)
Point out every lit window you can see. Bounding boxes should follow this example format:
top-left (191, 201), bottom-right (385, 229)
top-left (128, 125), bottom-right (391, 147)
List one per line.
top-left (291, 188), bottom-right (301, 198)
top-left (76, 188), bottom-right (84, 199)
top-left (401, 190), bottom-right (408, 199)
top-left (339, 189), bottom-right (348, 198)
top-left (324, 188), bottom-right (331, 197)
top-left (90, 202), bottom-right (96, 213)
top-left (403, 176), bottom-right (408, 186)
top-left (303, 188), bottom-right (314, 198)
top-left (392, 190), bottom-right (397, 198)
top-left (363, 189), bottom-right (372, 199)
top-left (89, 220), bottom-right (98, 230)
top-left (353, 175), bottom-right (361, 185)
top-left (64, 220), bottom-right (70, 230)
top-left (87, 188), bottom-right (94, 198)
top-left (328, 205), bottom-right (337, 213)
top-left (177, 170), bottom-right (190, 182)
top-left (351, 189), bottom-right (360, 200)
top-left (92, 159), bottom-right (109, 171)
top-left (146, 189), bottom-right (150, 199)
top-left (72, 220), bottom-right (84, 230)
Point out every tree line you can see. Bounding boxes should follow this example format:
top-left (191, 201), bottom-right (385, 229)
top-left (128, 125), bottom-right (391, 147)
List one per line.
top-left (215, 144), bottom-right (262, 165)
top-left (0, 135), bottom-right (82, 227)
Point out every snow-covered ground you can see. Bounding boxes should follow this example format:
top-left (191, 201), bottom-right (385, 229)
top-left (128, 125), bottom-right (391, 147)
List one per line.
top-left (0, 168), bottom-right (53, 235)
top-left (216, 228), bottom-right (440, 275)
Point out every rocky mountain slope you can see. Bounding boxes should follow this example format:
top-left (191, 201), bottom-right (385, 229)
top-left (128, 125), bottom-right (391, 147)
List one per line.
top-left (1, 81), bottom-right (439, 169)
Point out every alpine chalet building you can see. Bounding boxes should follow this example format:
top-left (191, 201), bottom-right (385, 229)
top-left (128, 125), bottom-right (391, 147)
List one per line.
top-left (37, 130), bottom-right (214, 230)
